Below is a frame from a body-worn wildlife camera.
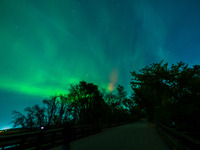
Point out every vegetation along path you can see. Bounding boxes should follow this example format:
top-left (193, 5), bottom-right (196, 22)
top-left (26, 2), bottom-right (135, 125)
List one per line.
top-left (51, 120), bottom-right (171, 150)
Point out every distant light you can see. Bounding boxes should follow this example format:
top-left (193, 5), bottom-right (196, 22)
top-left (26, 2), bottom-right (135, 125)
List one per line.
top-left (1, 126), bottom-right (11, 130)
top-left (41, 127), bottom-right (44, 130)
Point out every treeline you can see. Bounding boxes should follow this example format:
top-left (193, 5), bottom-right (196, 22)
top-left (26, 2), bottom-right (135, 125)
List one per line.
top-left (12, 61), bottom-right (200, 132)
top-left (12, 81), bottom-right (142, 129)
top-left (131, 61), bottom-right (200, 132)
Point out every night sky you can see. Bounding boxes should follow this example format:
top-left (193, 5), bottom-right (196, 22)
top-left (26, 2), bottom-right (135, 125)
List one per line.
top-left (0, 0), bottom-right (200, 129)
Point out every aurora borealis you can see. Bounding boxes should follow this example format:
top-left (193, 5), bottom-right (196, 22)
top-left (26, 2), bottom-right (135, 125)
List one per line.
top-left (0, 0), bottom-right (200, 129)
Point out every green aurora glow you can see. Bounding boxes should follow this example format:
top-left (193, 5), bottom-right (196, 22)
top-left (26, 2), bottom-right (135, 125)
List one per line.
top-left (0, 0), bottom-right (118, 96)
top-left (0, 0), bottom-right (172, 96)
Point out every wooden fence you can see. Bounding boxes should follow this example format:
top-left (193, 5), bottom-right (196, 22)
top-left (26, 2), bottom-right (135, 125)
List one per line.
top-left (155, 122), bottom-right (200, 150)
top-left (0, 125), bottom-right (101, 150)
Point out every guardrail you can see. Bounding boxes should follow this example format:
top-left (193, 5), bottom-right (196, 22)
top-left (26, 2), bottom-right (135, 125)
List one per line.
top-left (0, 125), bottom-right (101, 150)
top-left (155, 122), bottom-right (200, 150)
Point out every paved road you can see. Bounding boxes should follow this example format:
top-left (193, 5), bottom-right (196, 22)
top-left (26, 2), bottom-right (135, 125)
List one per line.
top-left (51, 121), bottom-right (171, 150)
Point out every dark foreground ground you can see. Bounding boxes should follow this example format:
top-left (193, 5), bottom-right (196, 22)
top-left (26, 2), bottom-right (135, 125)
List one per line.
top-left (50, 120), bottom-right (171, 150)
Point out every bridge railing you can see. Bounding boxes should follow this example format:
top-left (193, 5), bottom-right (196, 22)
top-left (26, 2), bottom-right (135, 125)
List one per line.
top-left (155, 122), bottom-right (200, 150)
top-left (0, 125), bottom-right (101, 150)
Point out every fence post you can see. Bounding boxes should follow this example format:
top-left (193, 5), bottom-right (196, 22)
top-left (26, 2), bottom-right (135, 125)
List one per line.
top-left (37, 131), bottom-right (43, 149)
top-left (62, 123), bottom-right (71, 150)
top-left (51, 131), bottom-right (56, 146)
top-left (81, 126), bottom-right (85, 137)
top-left (20, 135), bottom-right (25, 149)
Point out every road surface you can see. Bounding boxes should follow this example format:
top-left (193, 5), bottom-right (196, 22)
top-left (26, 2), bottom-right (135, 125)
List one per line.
top-left (50, 120), bottom-right (171, 150)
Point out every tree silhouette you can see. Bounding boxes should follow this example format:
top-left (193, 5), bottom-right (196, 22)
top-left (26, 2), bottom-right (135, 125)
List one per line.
top-left (24, 106), bottom-right (35, 128)
top-left (43, 96), bottom-right (59, 127)
top-left (11, 80), bottom-right (143, 129)
top-left (131, 61), bottom-right (200, 131)
top-left (68, 81), bottom-right (104, 124)
top-left (11, 111), bottom-right (26, 128)
top-left (32, 104), bottom-right (45, 127)
top-left (115, 85), bottom-right (126, 108)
